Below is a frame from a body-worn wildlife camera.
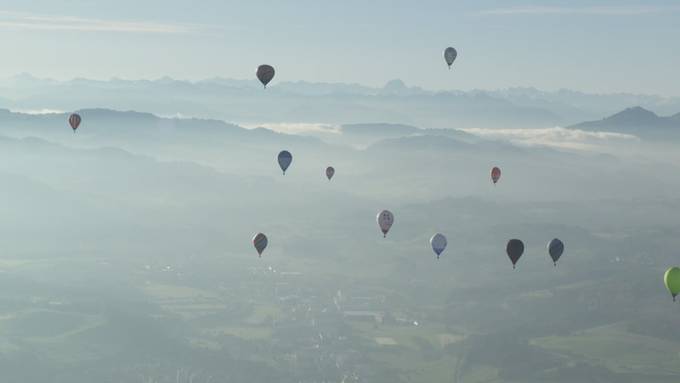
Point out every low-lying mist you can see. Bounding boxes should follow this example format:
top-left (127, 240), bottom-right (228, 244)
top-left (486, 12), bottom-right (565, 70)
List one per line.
top-left (0, 107), bottom-right (679, 382)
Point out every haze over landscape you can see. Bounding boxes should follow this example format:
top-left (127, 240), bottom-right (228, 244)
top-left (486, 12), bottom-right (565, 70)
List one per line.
top-left (1, 1), bottom-right (680, 383)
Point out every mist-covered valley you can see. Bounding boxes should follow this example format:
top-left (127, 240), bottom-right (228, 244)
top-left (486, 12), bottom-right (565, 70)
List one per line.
top-left (1, 87), bottom-right (680, 382)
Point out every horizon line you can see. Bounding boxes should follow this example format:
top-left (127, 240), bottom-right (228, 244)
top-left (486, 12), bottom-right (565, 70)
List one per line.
top-left (1, 73), bottom-right (677, 99)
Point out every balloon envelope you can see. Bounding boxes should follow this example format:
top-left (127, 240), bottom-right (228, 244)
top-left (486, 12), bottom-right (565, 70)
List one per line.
top-left (326, 166), bottom-right (335, 180)
top-left (506, 239), bottom-right (524, 269)
top-left (253, 233), bottom-right (268, 257)
top-left (430, 233), bottom-right (447, 258)
top-left (548, 238), bottom-right (564, 265)
top-left (491, 167), bottom-right (501, 184)
top-left (444, 47), bottom-right (457, 68)
top-left (257, 65), bottom-right (275, 88)
top-left (69, 113), bottom-right (81, 132)
top-left (664, 267), bottom-right (680, 301)
top-left (278, 150), bottom-right (293, 174)
top-left (377, 210), bottom-right (394, 238)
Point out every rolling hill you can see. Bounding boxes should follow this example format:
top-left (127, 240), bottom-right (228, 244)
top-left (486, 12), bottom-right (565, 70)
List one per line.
top-left (568, 106), bottom-right (680, 137)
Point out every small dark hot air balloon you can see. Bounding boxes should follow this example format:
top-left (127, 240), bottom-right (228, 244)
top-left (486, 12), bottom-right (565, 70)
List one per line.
top-left (377, 210), bottom-right (394, 238)
top-left (69, 113), bottom-right (81, 133)
top-left (430, 233), bottom-right (447, 259)
top-left (444, 47), bottom-right (457, 69)
top-left (548, 238), bottom-right (564, 266)
top-left (506, 239), bottom-right (524, 269)
top-left (326, 166), bottom-right (335, 181)
top-left (252, 233), bottom-right (268, 257)
top-left (491, 167), bottom-right (501, 185)
top-left (257, 65), bottom-right (275, 88)
top-left (278, 150), bottom-right (292, 175)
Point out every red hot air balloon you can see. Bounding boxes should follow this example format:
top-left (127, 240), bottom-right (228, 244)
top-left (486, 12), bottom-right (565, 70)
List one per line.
top-left (491, 167), bottom-right (501, 185)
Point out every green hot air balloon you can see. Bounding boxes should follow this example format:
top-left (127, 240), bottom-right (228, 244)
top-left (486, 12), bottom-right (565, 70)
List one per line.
top-left (664, 267), bottom-right (680, 301)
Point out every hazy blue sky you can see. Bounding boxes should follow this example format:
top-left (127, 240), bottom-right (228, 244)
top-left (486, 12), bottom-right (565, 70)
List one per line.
top-left (0, 0), bottom-right (678, 95)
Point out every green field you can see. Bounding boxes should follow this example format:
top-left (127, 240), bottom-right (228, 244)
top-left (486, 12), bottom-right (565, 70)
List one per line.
top-left (532, 323), bottom-right (680, 376)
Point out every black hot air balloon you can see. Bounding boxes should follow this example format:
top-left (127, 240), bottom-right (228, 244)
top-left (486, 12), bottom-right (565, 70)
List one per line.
top-left (548, 238), bottom-right (564, 266)
top-left (506, 239), bottom-right (524, 269)
top-left (257, 65), bottom-right (275, 88)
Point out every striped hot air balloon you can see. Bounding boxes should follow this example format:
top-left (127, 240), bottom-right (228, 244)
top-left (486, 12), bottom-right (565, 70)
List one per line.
top-left (69, 113), bottom-right (81, 133)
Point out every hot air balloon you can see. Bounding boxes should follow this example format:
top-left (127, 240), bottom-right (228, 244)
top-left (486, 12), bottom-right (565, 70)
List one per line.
top-left (506, 239), bottom-right (524, 269)
top-left (377, 210), bottom-right (394, 238)
top-left (491, 167), bottom-right (501, 185)
top-left (444, 47), bottom-right (457, 69)
top-left (278, 150), bottom-right (292, 175)
top-left (430, 233), bottom-right (447, 259)
top-left (257, 65), bottom-right (275, 88)
top-left (326, 166), bottom-right (335, 181)
top-left (548, 238), bottom-right (564, 266)
top-left (253, 233), bottom-right (268, 257)
top-left (664, 267), bottom-right (680, 301)
top-left (69, 113), bottom-right (81, 133)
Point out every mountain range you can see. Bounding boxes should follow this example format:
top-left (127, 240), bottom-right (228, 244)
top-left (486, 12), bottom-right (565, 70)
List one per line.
top-left (2, 74), bottom-right (680, 130)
